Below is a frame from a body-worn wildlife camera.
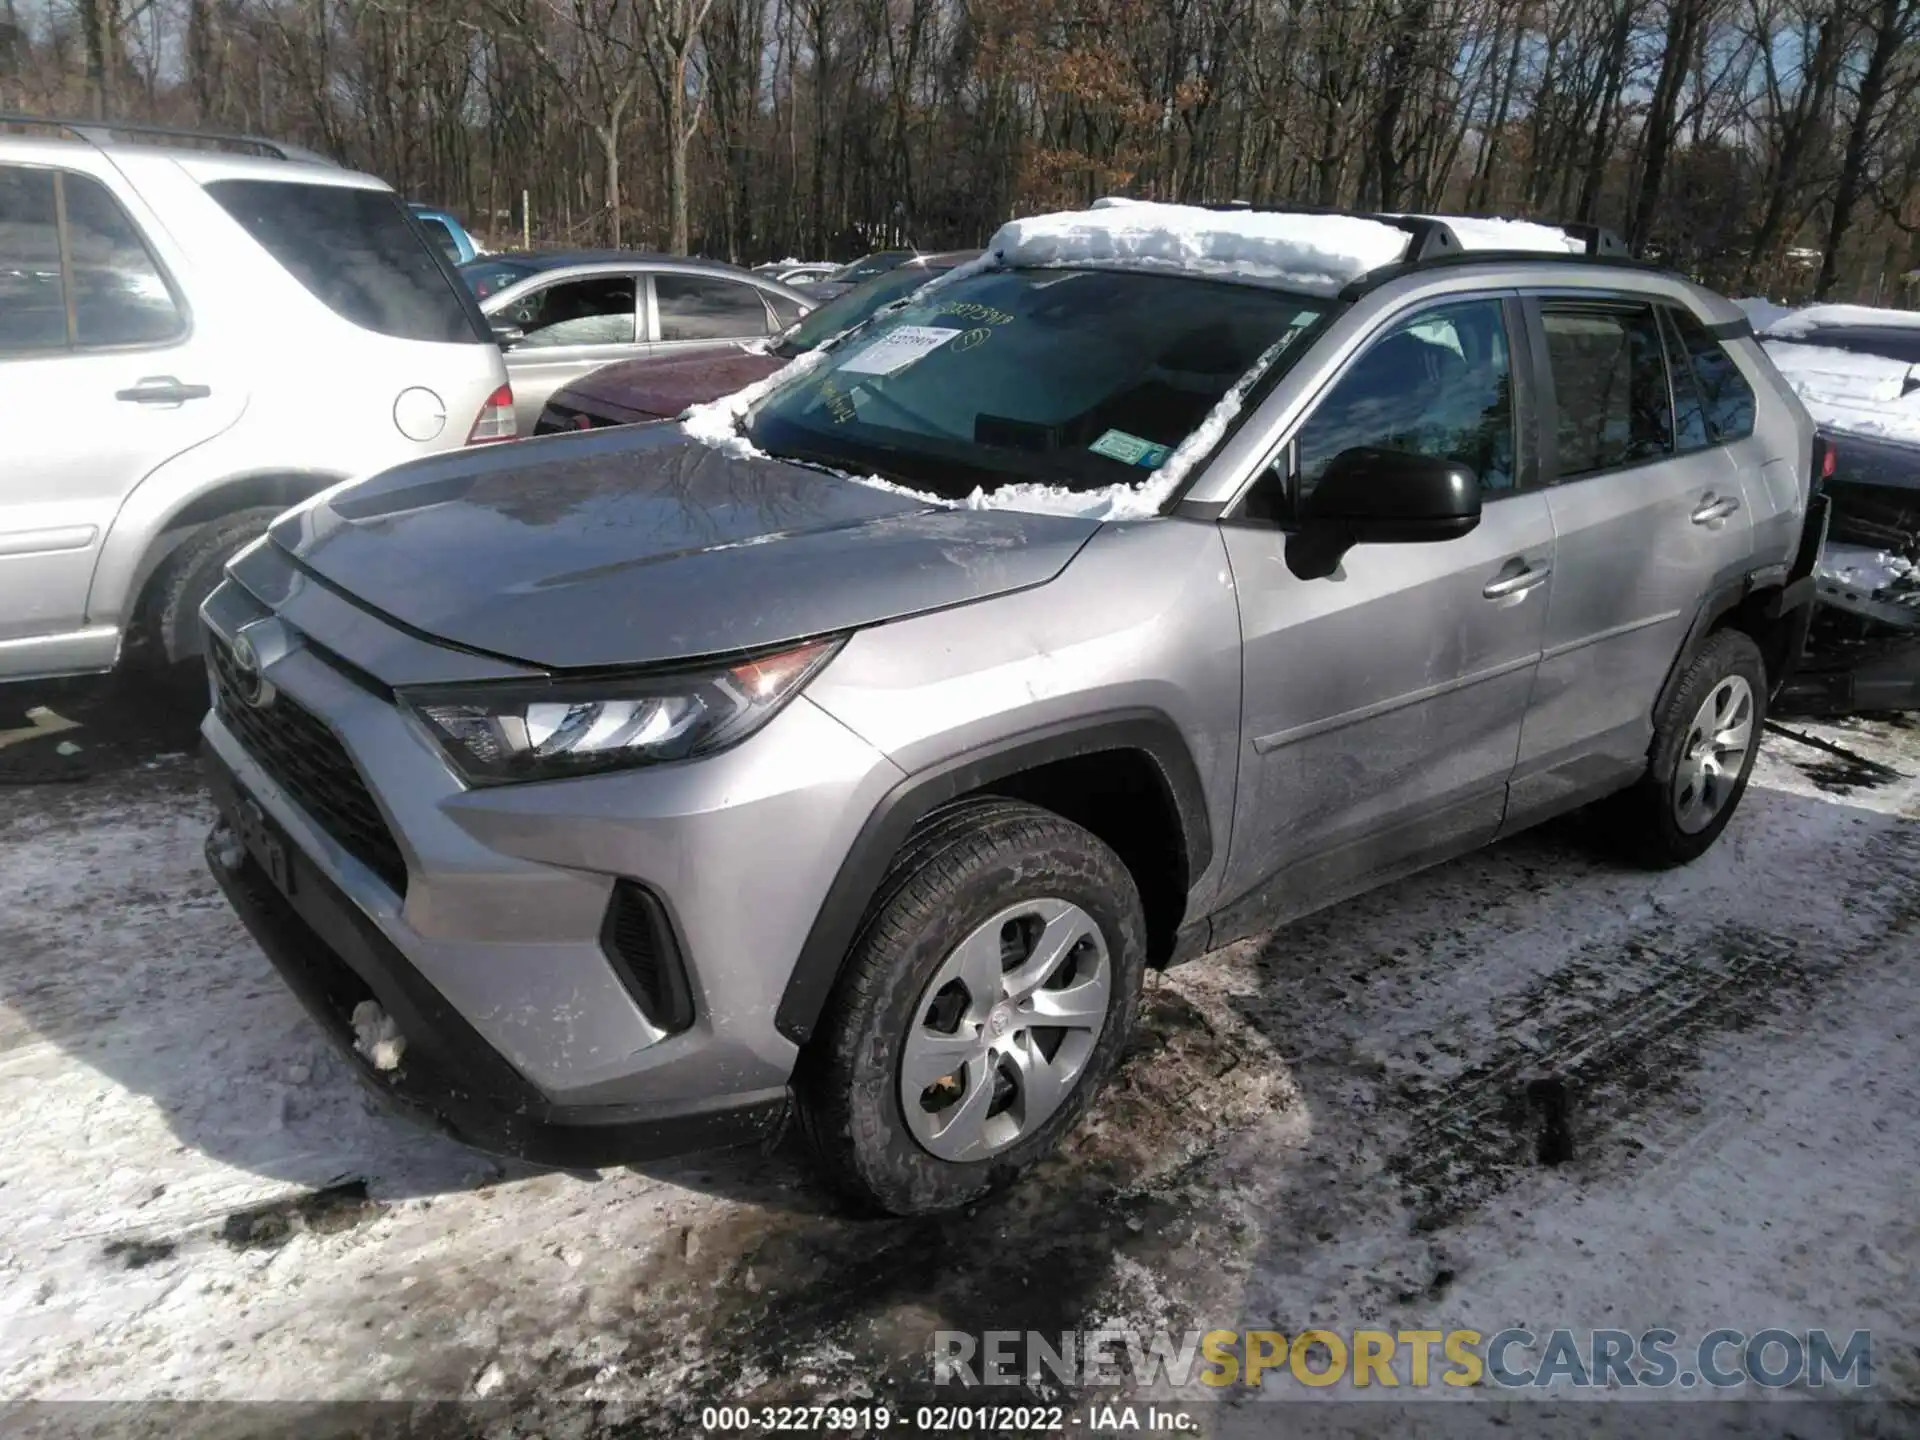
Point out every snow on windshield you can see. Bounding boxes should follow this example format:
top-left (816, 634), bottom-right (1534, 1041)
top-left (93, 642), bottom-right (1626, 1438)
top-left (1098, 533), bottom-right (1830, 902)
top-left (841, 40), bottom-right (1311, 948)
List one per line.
top-left (1763, 338), bottom-right (1920, 446)
top-left (679, 200), bottom-right (1609, 520)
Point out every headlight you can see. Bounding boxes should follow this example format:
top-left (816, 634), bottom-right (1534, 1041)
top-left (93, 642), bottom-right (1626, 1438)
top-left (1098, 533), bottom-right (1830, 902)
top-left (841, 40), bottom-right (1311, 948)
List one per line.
top-left (400, 637), bottom-right (843, 786)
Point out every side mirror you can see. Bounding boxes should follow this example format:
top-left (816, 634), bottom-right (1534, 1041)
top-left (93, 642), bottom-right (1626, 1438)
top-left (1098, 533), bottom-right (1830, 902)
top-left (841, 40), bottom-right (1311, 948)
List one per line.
top-left (1285, 446), bottom-right (1482, 581)
top-left (490, 321), bottom-right (524, 349)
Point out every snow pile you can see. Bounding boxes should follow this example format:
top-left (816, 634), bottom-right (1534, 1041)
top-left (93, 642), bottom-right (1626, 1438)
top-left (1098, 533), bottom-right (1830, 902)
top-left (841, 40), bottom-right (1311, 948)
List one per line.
top-left (984, 199), bottom-right (1409, 295)
top-left (1417, 215), bottom-right (1586, 254)
top-left (350, 1000), bottom-right (405, 1072)
top-left (1817, 543), bottom-right (1915, 598)
top-left (1765, 302), bottom-right (1920, 340)
top-left (680, 347), bottom-right (832, 458)
top-left (1763, 338), bottom-right (1920, 446)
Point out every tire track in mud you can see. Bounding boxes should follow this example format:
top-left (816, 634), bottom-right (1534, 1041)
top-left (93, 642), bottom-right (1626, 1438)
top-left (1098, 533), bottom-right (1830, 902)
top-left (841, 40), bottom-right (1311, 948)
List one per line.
top-left (1388, 818), bottom-right (1920, 1233)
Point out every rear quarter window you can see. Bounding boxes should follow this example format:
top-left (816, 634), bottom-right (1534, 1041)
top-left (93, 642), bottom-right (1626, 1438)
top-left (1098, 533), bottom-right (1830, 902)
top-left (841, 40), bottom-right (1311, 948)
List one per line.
top-left (1668, 306), bottom-right (1756, 443)
top-left (206, 179), bottom-right (486, 344)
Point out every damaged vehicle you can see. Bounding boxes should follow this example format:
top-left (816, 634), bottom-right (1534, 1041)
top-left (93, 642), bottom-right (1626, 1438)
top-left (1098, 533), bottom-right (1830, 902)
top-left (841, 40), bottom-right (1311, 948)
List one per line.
top-left (200, 201), bottom-right (1820, 1216)
top-left (1759, 305), bottom-right (1920, 716)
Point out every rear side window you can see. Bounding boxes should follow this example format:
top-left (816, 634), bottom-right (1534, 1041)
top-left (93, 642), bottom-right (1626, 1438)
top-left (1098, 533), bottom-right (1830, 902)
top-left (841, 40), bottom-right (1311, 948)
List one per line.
top-left (1668, 307), bottom-right (1756, 443)
top-left (0, 166), bottom-right (67, 351)
top-left (656, 275), bottom-right (774, 341)
top-left (207, 179), bottom-right (485, 344)
top-left (1660, 309), bottom-right (1710, 452)
top-left (765, 289), bottom-right (805, 329)
top-left (1541, 303), bottom-right (1672, 478)
top-left (0, 165), bottom-right (184, 353)
top-left (416, 215), bottom-right (462, 265)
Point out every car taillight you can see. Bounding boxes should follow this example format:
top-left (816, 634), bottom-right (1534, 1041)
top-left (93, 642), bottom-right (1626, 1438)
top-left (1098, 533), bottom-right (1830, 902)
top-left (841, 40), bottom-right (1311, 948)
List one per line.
top-left (1811, 434), bottom-right (1836, 490)
top-left (467, 384), bottom-right (516, 444)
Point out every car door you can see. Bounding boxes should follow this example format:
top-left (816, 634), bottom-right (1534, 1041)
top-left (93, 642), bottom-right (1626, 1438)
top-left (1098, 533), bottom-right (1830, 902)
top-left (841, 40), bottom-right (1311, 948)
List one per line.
top-left (0, 161), bottom-right (241, 665)
top-left (1214, 295), bottom-right (1555, 941)
top-left (492, 271), bottom-right (645, 430)
top-left (1505, 295), bottom-right (1756, 826)
top-left (648, 272), bottom-right (783, 359)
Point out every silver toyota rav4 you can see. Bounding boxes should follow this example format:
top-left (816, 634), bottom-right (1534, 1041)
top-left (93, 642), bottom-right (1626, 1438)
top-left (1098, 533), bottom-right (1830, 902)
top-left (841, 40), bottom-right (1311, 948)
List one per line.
top-left (201, 205), bottom-right (1822, 1216)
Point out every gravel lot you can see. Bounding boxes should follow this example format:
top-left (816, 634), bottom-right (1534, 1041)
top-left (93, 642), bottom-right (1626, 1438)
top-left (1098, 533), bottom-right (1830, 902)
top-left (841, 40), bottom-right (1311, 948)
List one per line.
top-left (0, 676), bottom-right (1915, 1435)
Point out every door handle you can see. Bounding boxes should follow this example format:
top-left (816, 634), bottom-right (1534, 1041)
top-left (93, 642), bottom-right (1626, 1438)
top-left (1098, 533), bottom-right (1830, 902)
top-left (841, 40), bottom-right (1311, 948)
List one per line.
top-left (115, 376), bottom-right (211, 405)
top-left (1483, 563), bottom-right (1552, 600)
top-left (1691, 495), bottom-right (1741, 525)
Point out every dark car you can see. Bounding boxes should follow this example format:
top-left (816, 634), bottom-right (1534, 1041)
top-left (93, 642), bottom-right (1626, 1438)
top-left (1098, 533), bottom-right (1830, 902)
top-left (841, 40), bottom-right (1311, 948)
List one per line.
top-left (534, 250), bottom-right (980, 434)
top-left (1760, 307), bottom-right (1920, 714)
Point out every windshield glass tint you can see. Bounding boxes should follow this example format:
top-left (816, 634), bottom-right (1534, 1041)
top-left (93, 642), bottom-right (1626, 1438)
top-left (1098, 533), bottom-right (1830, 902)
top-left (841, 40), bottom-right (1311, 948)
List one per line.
top-left (208, 180), bottom-right (485, 344)
top-left (778, 266), bottom-right (953, 356)
top-left (746, 268), bottom-right (1329, 499)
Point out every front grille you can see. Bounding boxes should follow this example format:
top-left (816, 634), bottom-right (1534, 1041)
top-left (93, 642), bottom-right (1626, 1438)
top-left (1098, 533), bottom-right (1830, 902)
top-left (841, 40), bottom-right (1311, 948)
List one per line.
top-left (209, 632), bottom-right (409, 897)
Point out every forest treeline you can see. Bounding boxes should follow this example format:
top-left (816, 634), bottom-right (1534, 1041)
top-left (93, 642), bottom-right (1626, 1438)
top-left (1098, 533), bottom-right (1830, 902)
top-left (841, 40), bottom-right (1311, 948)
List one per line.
top-left (4, 0), bottom-right (1918, 301)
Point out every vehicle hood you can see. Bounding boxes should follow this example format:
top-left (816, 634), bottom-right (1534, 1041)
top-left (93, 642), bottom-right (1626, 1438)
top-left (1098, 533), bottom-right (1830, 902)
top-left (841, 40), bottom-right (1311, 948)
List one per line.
top-left (557, 348), bottom-right (786, 422)
top-left (268, 423), bottom-right (1102, 670)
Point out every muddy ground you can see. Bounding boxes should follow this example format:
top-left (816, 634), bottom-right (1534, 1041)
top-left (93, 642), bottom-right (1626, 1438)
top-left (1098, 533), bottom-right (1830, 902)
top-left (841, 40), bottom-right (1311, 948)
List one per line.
top-left (0, 677), bottom-right (1915, 1437)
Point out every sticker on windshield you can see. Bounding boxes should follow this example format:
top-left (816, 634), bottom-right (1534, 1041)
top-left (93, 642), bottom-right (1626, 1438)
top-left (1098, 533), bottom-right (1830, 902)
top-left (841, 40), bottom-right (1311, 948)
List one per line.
top-left (1089, 428), bottom-right (1174, 468)
top-left (840, 325), bottom-right (963, 376)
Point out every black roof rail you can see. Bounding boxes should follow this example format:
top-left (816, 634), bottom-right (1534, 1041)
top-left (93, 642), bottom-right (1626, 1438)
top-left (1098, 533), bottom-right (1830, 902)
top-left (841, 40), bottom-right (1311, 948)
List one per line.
top-left (1339, 247), bottom-right (1678, 301)
top-left (0, 113), bottom-right (337, 165)
top-left (1194, 201), bottom-right (1463, 261)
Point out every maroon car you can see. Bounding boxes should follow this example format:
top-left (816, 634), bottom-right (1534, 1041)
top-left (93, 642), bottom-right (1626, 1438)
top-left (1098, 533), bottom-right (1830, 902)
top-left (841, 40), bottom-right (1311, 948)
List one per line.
top-left (533, 250), bottom-right (980, 434)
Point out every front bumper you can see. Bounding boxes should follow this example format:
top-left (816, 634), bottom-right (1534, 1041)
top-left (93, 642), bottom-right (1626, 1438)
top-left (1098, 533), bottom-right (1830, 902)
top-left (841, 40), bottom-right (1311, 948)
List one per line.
top-left (196, 554), bottom-right (908, 1163)
top-left (204, 747), bottom-right (788, 1166)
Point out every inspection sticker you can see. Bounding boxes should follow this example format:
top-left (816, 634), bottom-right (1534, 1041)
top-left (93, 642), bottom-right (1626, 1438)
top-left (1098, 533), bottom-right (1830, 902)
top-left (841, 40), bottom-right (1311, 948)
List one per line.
top-left (1089, 428), bottom-right (1173, 468)
top-left (840, 325), bottom-right (963, 376)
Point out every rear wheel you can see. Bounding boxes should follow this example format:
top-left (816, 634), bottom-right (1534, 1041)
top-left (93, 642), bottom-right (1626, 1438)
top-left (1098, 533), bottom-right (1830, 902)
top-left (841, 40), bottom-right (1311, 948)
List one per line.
top-left (796, 798), bottom-right (1147, 1216)
top-left (1602, 628), bottom-right (1766, 867)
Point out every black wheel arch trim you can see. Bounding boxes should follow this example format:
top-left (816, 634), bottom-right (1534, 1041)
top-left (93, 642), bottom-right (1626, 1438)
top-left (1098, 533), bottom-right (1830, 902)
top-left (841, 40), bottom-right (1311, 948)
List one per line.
top-left (774, 709), bottom-right (1214, 1046)
top-left (1655, 540), bottom-right (1818, 721)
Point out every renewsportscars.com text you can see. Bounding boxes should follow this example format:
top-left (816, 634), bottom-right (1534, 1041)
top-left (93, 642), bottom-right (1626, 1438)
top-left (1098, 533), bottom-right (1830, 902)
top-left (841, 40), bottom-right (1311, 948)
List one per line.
top-left (932, 1327), bottom-right (1873, 1391)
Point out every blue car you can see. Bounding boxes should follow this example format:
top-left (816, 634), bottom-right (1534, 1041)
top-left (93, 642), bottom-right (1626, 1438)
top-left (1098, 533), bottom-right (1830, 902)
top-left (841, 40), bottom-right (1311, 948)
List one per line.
top-left (409, 204), bottom-right (481, 265)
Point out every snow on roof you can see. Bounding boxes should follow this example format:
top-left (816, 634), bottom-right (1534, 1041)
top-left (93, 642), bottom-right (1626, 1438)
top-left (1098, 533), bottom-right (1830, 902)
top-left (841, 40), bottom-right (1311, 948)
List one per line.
top-left (1765, 302), bottom-right (1920, 338)
top-left (1733, 297), bottom-right (1796, 332)
top-left (1409, 215), bottom-right (1587, 254)
top-left (1763, 338), bottom-right (1920, 446)
top-left (986, 200), bottom-right (1410, 295)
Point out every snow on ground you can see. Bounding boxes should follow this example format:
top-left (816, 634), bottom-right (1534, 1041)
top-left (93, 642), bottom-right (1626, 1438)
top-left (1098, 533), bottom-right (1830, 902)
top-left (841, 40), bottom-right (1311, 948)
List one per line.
top-left (1, 689), bottom-right (1916, 1429)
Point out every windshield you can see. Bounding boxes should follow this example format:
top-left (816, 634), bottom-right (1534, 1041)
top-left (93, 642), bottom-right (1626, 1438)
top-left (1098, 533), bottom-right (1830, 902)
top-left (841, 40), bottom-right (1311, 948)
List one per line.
top-left (773, 265), bottom-right (956, 358)
top-left (832, 251), bottom-right (915, 284)
top-left (745, 268), bottom-right (1330, 501)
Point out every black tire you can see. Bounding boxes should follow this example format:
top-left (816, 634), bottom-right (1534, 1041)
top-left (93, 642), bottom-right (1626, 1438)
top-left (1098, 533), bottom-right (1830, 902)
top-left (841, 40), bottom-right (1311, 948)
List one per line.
top-left (1601, 628), bottom-right (1767, 868)
top-left (795, 797), bottom-right (1147, 1216)
top-left (143, 507), bottom-right (283, 666)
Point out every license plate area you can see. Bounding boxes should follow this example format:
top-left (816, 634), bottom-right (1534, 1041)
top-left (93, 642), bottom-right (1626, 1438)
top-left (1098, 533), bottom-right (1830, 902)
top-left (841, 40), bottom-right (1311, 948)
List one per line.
top-left (235, 794), bottom-right (297, 896)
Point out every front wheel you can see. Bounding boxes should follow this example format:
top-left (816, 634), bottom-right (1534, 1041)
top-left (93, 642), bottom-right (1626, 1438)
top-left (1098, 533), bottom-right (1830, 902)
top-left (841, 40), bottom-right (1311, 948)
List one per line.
top-left (795, 798), bottom-right (1147, 1216)
top-left (1602, 628), bottom-right (1766, 867)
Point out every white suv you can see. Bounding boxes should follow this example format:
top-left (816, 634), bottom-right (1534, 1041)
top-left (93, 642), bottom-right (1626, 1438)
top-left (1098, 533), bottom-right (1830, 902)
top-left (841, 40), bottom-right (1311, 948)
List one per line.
top-left (0, 118), bottom-right (515, 682)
